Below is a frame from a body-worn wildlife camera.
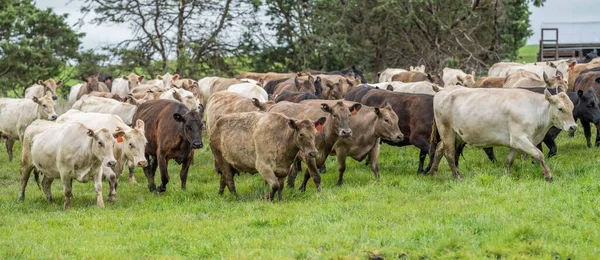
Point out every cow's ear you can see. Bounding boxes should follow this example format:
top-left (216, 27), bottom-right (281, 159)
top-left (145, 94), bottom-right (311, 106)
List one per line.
top-left (410, 66), bottom-right (414, 71)
top-left (56, 80), bottom-right (63, 87)
top-left (427, 73), bottom-right (434, 82)
top-left (595, 77), bottom-right (600, 84)
top-left (138, 75), bottom-right (145, 82)
top-left (386, 85), bottom-right (393, 91)
top-left (384, 102), bottom-right (392, 109)
top-left (113, 129), bottom-right (126, 138)
top-left (172, 74), bottom-right (179, 81)
top-left (87, 129), bottom-right (95, 137)
top-left (122, 76), bottom-right (128, 80)
top-left (315, 76), bottom-right (321, 83)
top-left (544, 89), bottom-right (555, 103)
top-left (549, 62), bottom-right (557, 68)
top-left (288, 119), bottom-right (298, 131)
top-left (557, 85), bottom-right (567, 93)
top-left (556, 71), bottom-right (563, 79)
top-left (543, 71), bottom-right (549, 82)
top-left (349, 104), bottom-right (362, 114)
top-left (37, 80), bottom-right (44, 85)
top-left (471, 71), bottom-right (476, 77)
top-left (136, 119), bottom-right (145, 131)
top-left (374, 107), bottom-right (382, 117)
top-left (157, 75), bottom-right (163, 80)
top-left (321, 103), bottom-right (332, 113)
top-left (578, 90), bottom-right (584, 98)
top-left (252, 98), bottom-right (261, 108)
top-left (173, 113), bottom-right (185, 123)
top-left (197, 104), bottom-right (204, 114)
top-left (172, 90), bottom-right (182, 102)
top-left (294, 77), bottom-right (300, 89)
top-left (456, 75), bottom-right (463, 82)
top-left (314, 117), bottom-right (326, 130)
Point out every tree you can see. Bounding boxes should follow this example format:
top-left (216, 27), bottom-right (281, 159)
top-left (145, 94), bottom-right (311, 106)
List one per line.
top-left (0, 0), bottom-right (82, 96)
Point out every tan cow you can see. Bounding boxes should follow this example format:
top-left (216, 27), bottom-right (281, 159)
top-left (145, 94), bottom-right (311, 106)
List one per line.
top-left (206, 91), bottom-right (275, 133)
top-left (111, 73), bottom-right (145, 98)
top-left (145, 73), bottom-right (179, 89)
top-left (442, 68), bottom-right (476, 87)
top-left (322, 78), bottom-right (344, 100)
top-left (77, 75), bottom-right (110, 100)
top-left (427, 88), bottom-right (577, 181)
top-left (489, 60), bottom-right (575, 81)
top-left (235, 72), bottom-right (268, 82)
top-left (0, 91), bottom-right (57, 161)
top-left (73, 95), bottom-right (138, 125)
top-left (210, 111), bottom-right (322, 200)
top-left (474, 77), bottom-right (506, 88)
top-left (272, 76), bottom-right (316, 97)
top-left (313, 74), bottom-right (359, 96)
top-left (19, 121), bottom-right (119, 209)
top-left (301, 100), bottom-right (403, 184)
top-left (504, 70), bottom-right (566, 89)
top-left (88, 91), bottom-right (124, 102)
top-left (24, 79), bottom-right (62, 100)
top-left (391, 71), bottom-right (444, 85)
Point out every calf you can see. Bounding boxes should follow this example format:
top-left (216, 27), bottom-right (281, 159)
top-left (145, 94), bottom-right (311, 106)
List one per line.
top-left (274, 91), bottom-right (318, 103)
top-left (442, 68), bottom-right (476, 87)
top-left (24, 79), bottom-right (62, 100)
top-left (206, 91), bottom-right (275, 133)
top-left (428, 88), bottom-right (576, 181)
top-left (474, 76), bottom-right (505, 88)
top-left (301, 100), bottom-right (403, 185)
top-left (360, 90), bottom-right (436, 173)
top-left (73, 95), bottom-right (138, 125)
top-left (133, 99), bottom-right (204, 192)
top-left (19, 121), bottom-right (119, 209)
top-left (0, 92), bottom-right (57, 162)
top-left (77, 75), bottom-right (110, 100)
top-left (211, 112), bottom-right (321, 200)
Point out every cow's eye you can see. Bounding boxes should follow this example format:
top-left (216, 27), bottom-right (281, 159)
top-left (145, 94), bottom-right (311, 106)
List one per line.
top-left (558, 108), bottom-right (564, 112)
top-left (299, 133), bottom-right (304, 138)
top-left (589, 103), bottom-right (595, 108)
top-left (384, 119), bottom-right (390, 123)
top-left (129, 143), bottom-right (134, 149)
top-left (42, 104), bottom-right (47, 108)
top-left (98, 142), bottom-right (104, 147)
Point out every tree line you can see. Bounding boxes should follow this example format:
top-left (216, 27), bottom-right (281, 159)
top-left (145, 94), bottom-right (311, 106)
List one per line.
top-left (0, 0), bottom-right (543, 96)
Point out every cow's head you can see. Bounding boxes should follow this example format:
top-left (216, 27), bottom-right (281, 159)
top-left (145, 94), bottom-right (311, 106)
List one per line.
top-left (252, 98), bottom-right (276, 111)
top-left (545, 89), bottom-right (577, 132)
top-left (294, 76), bottom-right (316, 94)
top-left (288, 117), bottom-right (324, 160)
top-left (122, 73), bottom-right (144, 91)
top-left (549, 60), bottom-right (576, 77)
top-left (456, 71), bottom-right (476, 87)
top-left (159, 72), bottom-right (179, 89)
top-left (121, 120), bottom-right (148, 168)
top-left (373, 103), bottom-right (403, 142)
top-left (37, 79), bottom-right (61, 100)
top-left (323, 79), bottom-right (343, 100)
top-left (575, 89), bottom-right (600, 125)
top-left (172, 89), bottom-right (200, 111)
top-left (82, 75), bottom-right (103, 91)
top-left (173, 104), bottom-right (204, 149)
top-left (427, 73), bottom-right (445, 85)
top-left (321, 101), bottom-right (361, 138)
top-left (349, 65), bottom-right (367, 84)
top-left (543, 71), bottom-right (568, 89)
top-left (33, 91), bottom-right (57, 121)
top-left (88, 128), bottom-right (118, 168)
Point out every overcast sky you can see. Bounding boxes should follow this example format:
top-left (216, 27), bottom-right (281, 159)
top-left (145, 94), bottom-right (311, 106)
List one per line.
top-left (36, 0), bottom-right (598, 49)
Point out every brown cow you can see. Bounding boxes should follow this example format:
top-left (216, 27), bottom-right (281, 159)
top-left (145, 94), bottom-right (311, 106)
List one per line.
top-left (132, 100), bottom-right (204, 192)
top-left (392, 71), bottom-right (444, 85)
top-left (206, 91), bottom-right (275, 133)
top-left (211, 111), bottom-right (322, 200)
top-left (301, 100), bottom-right (403, 184)
top-left (272, 76), bottom-right (316, 96)
top-left (568, 63), bottom-right (600, 90)
top-left (322, 78), bottom-right (344, 100)
top-left (25, 79), bottom-right (62, 100)
top-left (235, 72), bottom-right (268, 82)
top-left (474, 77), bottom-right (505, 88)
top-left (77, 75), bottom-right (110, 100)
top-left (268, 101), bottom-right (361, 191)
top-left (312, 74), bottom-right (359, 96)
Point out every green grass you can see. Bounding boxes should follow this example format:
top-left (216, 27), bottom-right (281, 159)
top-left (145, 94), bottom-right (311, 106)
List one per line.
top-left (516, 45), bottom-right (539, 63)
top-left (2, 125), bottom-right (600, 258)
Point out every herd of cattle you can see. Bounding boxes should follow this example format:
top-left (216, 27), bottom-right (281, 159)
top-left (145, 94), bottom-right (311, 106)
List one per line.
top-left (4, 57), bottom-right (600, 208)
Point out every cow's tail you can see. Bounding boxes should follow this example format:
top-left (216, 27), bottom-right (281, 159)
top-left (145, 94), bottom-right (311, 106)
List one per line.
top-left (33, 170), bottom-right (41, 190)
top-left (429, 119), bottom-right (440, 155)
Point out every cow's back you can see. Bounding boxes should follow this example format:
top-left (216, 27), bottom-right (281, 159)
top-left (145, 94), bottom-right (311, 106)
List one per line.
top-left (206, 92), bottom-right (261, 133)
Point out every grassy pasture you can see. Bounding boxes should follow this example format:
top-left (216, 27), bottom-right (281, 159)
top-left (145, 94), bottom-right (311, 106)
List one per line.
top-left (1, 125), bottom-right (600, 259)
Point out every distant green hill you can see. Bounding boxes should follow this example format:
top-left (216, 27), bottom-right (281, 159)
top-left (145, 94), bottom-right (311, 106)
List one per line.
top-left (516, 45), bottom-right (539, 63)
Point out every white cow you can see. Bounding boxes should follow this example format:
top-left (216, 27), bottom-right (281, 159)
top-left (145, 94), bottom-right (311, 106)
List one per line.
top-left (0, 92), bottom-right (57, 161)
top-left (57, 109), bottom-right (148, 186)
top-left (19, 121), bottom-right (119, 209)
top-left (377, 66), bottom-right (426, 82)
top-left (504, 70), bottom-right (567, 89)
top-left (427, 88), bottom-right (577, 182)
top-left (197, 76), bottom-right (219, 104)
top-left (489, 60), bottom-right (576, 81)
top-left (24, 79), bottom-right (62, 100)
top-left (72, 95), bottom-right (137, 125)
top-left (145, 73), bottom-right (179, 89)
top-left (112, 73), bottom-right (145, 99)
top-left (160, 88), bottom-right (201, 111)
top-left (442, 68), bottom-right (476, 87)
top-left (227, 82), bottom-right (269, 102)
top-left (376, 81), bottom-right (441, 95)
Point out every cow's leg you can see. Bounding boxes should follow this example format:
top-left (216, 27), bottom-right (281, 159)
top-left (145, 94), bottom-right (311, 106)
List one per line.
top-left (483, 147), bottom-right (497, 162)
top-left (455, 143), bottom-right (465, 167)
top-left (510, 136), bottom-right (552, 182)
top-left (426, 142), bottom-right (445, 176)
top-left (107, 173), bottom-right (117, 203)
top-left (156, 152), bottom-right (169, 192)
top-left (41, 176), bottom-right (54, 203)
top-left (179, 152), bottom-right (194, 191)
top-left (277, 177), bottom-right (285, 201)
top-left (258, 165), bottom-right (279, 201)
top-left (417, 150), bottom-right (427, 173)
top-left (222, 165), bottom-right (237, 197)
top-left (442, 139), bottom-right (462, 180)
top-left (94, 170), bottom-right (105, 208)
top-left (544, 139), bottom-right (557, 158)
top-left (595, 123), bottom-right (600, 147)
top-left (128, 161), bottom-right (137, 183)
top-left (368, 142), bottom-right (380, 178)
top-left (286, 157), bottom-right (302, 188)
top-left (299, 158), bottom-right (321, 192)
top-left (582, 121), bottom-right (592, 148)
top-left (336, 150), bottom-right (348, 186)
top-left (505, 149), bottom-right (518, 169)
top-left (18, 160), bottom-right (35, 202)
top-left (5, 138), bottom-right (14, 162)
top-left (143, 155), bottom-right (158, 192)
top-left (62, 177), bottom-right (73, 210)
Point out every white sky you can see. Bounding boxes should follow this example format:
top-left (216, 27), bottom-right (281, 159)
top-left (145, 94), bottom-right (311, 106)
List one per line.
top-left (35, 0), bottom-right (598, 49)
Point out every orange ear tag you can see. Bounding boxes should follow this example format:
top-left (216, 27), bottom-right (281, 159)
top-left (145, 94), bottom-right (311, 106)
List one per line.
top-left (316, 124), bottom-right (323, 132)
top-left (117, 136), bottom-right (124, 143)
top-left (351, 108), bottom-right (357, 116)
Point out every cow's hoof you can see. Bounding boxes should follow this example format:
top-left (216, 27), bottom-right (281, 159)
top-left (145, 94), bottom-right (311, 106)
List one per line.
top-left (157, 186), bottom-right (167, 193)
top-left (129, 177), bottom-right (137, 184)
top-left (148, 184), bottom-right (157, 192)
top-left (108, 195), bottom-right (117, 203)
top-left (16, 196), bottom-right (24, 203)
top-left (336, 181), bottom-right (343, 186)
top-left (298, 186), bottom-right (307, 193)
top-left (545, 176), bottom-right (554, 183)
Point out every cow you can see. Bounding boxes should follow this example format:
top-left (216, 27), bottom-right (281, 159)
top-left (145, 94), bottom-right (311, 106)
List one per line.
top-left (268, 101), bottom-right (361, 191)
top-left (307, 65), bottom-right (367, 84)
top-left (132, 99), bottom-right (204, 192)
top-left (377, 81), bottom-right (440, 95)
top-left (301, 100), bottom-right (403, 185)
top-left (0, 91), bottom-right (57, 162)
top-left (56, 109), bottom-right (148, 186)
top-left (427, 88), bottom-right (577, 182)
top-left (112, 73), bottom-right (145, 98)
top-left (227, 82), bottom-right (269, 102)
top-left (24, 79), bottom-right (62, 100)
top-left (271, 76), bottom-right (316, 97)
top-left (72, 95), bottom-right (138, 125)
top-left (504, 70), bottom-right (566, 89)
top-left (378, 66), bottom-right (426, 83)
top-left (77, 75), bottom-right (110, 100)
top-left (573, 67), bottom-right (600, 146)
top-left (234, 72), bottom-right (268, 82)
top-left (87, 91), bottom-right (124, 102)
top-left (568, 63), bottom-right (600, 90)
top-left (145, 73), bottom-right (179, 89)
top-left (311, 74), bottom-right (360, 96)
top-left (488, 60), bottom-right (576, 81)
top-left (206, 91), bottom-right (274, 133)
top-left (321, 78), bottom-right (344, 100)
top-left (474, 76), bottom-right (505, 88)
top-left (442, 68), bottom-right (476, 87)
top-left (160, 88), bottom-right (201, 111)
top-left (19, 121), bottom-right (119, 209)
top-left (130, 88), bottom-right (165, 102)
top-left (360, 89), bottom-right (436, 173)
top-left (275, 91), bottom-right (319, 103)
top-left (210, 111), bottom-right (322, 200)
top-left (391, 71), bottom-right (444, 85)
top-left (344, 84), bottom-right (380, 102)
top-left (483, 87), bottom-right (600, 160)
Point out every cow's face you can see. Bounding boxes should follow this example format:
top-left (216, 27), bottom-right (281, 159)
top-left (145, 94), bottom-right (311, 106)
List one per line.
top-left (89, 128), bottom-right (118, 168)
top-left (123, 74), bottom-right (144, 91)
top-left (321, 101), bottom-right (361, 138)
top-left (84, 75), bottom-right (102, 91)
top-left (457, 71), bottom-right (476, 87)
top-left (174, 105), bottom-right (204, 149)
top-left (373, 103), bottom-right (403, 142)
top-left (162, 73), bottom-right (179, 89)
top-left (288, 118), bottom-right (323, 159)
top-left (550, 61), bottom-right (576, 78)
top-left (294, 76), bottom-right (316, 94)
top-left (576, 90), bottom-right (600, 124)
top-left (38, 79), bottom-right (61, 100)
top-left (324, 79), bottom-right (343, 100)
top-left (410, 65), bottom-right (426, 73)
top-left (33, 91), bottom-right (57, 120)
top-left (123, 120), bottom-right (148, 168)
top-left (545, 90), bottom-right (577, 132)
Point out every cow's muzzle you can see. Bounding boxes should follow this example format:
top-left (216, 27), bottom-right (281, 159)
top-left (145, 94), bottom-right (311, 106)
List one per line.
top-left (49, 114), bottom-right (58, 121)
top-left (137, 161), bottom-right (148, 167)
top-left (339, 129), bottom-right (353, 138)
top-left (191, 141), bottom-right (203, 149)
top-left (568, 125), bottom-right (577, 132)
top-left (306, 150), bottom-right (317, 159)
